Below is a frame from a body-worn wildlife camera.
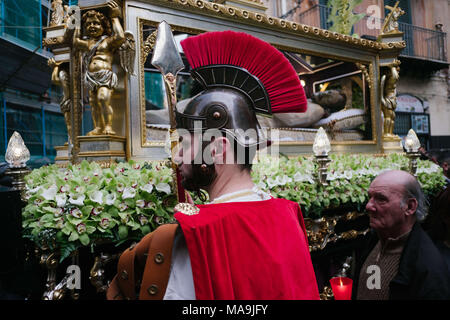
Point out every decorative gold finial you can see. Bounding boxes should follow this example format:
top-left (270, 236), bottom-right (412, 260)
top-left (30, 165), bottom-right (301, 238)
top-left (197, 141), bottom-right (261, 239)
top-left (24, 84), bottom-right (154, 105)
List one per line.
top-left (382, 1), bottom-right (405, 34)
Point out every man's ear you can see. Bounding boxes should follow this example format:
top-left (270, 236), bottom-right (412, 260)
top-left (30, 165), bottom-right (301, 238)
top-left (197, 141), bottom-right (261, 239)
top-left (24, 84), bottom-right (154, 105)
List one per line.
top-left (211, 137), bottom-right (229, 165)
top-left (404, 197), bottom-right (418, 217)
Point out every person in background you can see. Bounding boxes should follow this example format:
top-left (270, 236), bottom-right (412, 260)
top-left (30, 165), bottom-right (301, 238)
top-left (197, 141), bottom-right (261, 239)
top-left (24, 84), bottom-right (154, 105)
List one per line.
top-left (428, 186), bottom-right (450, 273)
top-left (438, 155), bottom-right (450, 186)
top-left (354, 170), bottom-right (450, 300)
top-left (418, 146), bottom-right (438, 164)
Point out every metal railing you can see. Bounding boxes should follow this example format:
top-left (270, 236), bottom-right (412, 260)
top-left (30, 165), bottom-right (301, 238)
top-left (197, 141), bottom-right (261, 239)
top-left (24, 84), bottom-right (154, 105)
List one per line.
top-left (297, 4), bottom-right (447, 63)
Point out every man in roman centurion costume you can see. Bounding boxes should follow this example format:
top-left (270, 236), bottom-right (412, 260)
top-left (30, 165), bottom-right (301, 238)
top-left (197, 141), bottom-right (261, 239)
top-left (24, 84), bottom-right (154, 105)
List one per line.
top-left (107, 30), bottom-right (319, 300)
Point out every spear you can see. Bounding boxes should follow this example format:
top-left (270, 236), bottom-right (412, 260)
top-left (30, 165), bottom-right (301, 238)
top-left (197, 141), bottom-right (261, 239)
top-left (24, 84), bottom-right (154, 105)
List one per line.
top-left (151, 21), bottom-right (186, 202)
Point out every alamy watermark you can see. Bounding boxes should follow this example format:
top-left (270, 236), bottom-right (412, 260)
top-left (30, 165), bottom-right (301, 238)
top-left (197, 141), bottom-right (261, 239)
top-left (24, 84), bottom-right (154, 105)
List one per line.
top-left (366, 5), bottom-right (383, 30)
top-left (66, 264), bottom-right (81, 290)
top-left (65, 6), bottom-right (81, 30)
top-left (365, 265), bottom-right (381, 290)
top-left (173, 121), bottom-right (280, 167)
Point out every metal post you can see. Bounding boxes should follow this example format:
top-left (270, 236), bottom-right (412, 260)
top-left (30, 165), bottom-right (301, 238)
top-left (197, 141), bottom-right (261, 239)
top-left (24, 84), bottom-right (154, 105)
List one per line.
top-left (3, 97), bottom-right (7, 154)
top-left (0, 0), bottom-right (5, 37)
top-left (39, 0), bottom-right (43, 49)
top-left (42, 105), bottom-right (46, 158)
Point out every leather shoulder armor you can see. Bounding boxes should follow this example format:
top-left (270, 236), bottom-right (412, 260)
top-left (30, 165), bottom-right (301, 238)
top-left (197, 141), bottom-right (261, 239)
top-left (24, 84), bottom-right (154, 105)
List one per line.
top-left (106, 223), bottom-right (178, 300)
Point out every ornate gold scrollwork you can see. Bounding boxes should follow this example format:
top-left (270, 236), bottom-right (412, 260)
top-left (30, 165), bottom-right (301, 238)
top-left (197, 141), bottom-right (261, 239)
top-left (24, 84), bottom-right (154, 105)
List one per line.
top-left (320, 286), bottom-right (334, 300)
top-left (39, 250), bottom-right (77, 300)
top-left (305, 217), bottom-right (338, 251)
top-left (40, 251), bottom-right (60, 300)
top-left (356, 62), bottom-right (372, 90)
top-left (305, 212), bottom-right (369, 252)
top-left (141, 30), bottom-right (158, 65)
top-left (90, 252), bottom-right (121, 293)
top-left (380, 59), bottom-right (401, 139)
top-left (152, 0), bottom-right (403, 51)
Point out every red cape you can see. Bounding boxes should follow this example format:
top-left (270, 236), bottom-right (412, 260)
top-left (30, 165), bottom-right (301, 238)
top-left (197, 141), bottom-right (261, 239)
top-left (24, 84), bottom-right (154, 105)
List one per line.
top-left (174, 197), bottom-right (320, 300)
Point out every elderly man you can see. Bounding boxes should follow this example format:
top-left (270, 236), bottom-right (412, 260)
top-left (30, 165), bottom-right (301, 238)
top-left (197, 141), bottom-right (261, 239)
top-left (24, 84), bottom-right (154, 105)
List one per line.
top-left (354, 170), bottom-right (450, 300)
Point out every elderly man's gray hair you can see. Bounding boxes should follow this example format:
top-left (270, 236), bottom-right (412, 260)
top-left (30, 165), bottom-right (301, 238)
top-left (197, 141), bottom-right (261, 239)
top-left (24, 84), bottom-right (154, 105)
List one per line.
top-left (402, 177), bottom-right (428, 222)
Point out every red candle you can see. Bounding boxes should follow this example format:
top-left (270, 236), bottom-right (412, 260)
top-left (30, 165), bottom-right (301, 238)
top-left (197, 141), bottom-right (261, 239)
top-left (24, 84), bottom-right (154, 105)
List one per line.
top-left (330, 277), bottom-right (353, 300)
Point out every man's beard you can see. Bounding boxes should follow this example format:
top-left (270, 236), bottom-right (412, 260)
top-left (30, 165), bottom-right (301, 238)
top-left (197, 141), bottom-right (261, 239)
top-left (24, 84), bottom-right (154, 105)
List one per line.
top-left (180, 162), bottom-right (217, 195)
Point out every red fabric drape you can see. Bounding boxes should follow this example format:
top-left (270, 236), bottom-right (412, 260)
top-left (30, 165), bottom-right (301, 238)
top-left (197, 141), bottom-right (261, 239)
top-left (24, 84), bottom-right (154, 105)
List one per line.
top-left (175, 198), bottom-right (319, 300)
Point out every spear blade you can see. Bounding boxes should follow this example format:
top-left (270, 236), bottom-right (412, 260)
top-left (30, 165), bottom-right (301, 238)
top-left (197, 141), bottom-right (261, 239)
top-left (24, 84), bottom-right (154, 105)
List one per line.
top-left (151, 21), bottom-right (184, 78)
top-left (151, 21), bottom-right (186, 203)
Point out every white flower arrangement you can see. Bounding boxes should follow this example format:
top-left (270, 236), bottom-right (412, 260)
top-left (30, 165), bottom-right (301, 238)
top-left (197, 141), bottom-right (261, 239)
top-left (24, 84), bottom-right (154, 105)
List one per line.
top-left (252, 153), bottom-right (446, 216)
top-left (22, 160), bottom-right (177, 261)
top-left (23, 155), bottom-right (445, 262)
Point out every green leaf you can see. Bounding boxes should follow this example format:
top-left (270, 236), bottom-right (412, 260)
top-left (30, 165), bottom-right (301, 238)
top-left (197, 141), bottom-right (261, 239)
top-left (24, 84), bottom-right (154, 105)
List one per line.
top-left (82, 205), bottom-right (94, 216)
top-left (108, 207), bottom-right (119, 217)
top-left (118, 225), bottom-right (128, 239)
top-left (140, 225), bottom-right (151, 235)
top-left (86, 226), bottom-right (96, 234)
top-left (59, 242), bottom-right (78, 263)
top-left (127, 220), bottom-right (140, 231)
top-left (79, 233), bottom-right (90, 246)
top-left (40, 214), bottom-right (54, 223)
top-left (56, 231), bottom-right (65, 242)
top-left (68, 232), bottom-right (79, 242)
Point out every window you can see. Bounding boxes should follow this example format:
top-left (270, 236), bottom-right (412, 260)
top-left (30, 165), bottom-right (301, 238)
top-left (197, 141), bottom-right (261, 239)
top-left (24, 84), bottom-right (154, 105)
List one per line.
top-left (0, 101), bottom-right (67, 165)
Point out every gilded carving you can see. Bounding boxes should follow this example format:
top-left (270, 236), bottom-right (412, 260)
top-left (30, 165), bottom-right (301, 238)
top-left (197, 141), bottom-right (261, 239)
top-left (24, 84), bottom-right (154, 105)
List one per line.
top-left (320, 286), bottom-right (334, 300)
top-left (356, 62), bottom-right (372, 90)
top-left (380, 59), bottom-right (401, 139)
top-left (90, 253), bottom-right (121, 293)
top-left (73, 1), bottom-right (135, 136)
top-left (142, 0), bottom-right (404, 52)
top-left (141, 30), bottom-right (158, 65)
top-left (304, 212), bottom-right (369, 252)
top-left (382, 1), bottom-right (405, 34)
top-left (48, 58), bottom-right (73, 144)
top-left (50, 0), bottom-right (68, 27)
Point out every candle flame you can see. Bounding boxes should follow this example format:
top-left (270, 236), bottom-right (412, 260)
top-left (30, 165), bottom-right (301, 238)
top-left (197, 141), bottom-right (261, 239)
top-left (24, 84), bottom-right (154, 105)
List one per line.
top-left (340, 278), bottom-right (343, 286)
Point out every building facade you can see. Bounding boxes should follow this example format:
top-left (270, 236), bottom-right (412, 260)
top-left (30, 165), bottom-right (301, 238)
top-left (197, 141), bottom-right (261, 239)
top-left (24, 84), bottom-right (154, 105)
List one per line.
top-left (0, 0), bottom-right (72, 167)
top-left (264, 0), bottom-right (450, 154)
top-left (1, 0), bottom-right (449, 166)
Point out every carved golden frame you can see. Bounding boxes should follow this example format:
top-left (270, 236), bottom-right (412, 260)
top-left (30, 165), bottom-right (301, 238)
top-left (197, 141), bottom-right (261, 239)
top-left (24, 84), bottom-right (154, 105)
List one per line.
top-left (144, 0), bottom-right (405, 52)
top-left (133, 0), bottom-right (405, 152)
top-left (272, 43), bottom-right (377, 146)
top-left (138, 18), bottom-right (204, 147)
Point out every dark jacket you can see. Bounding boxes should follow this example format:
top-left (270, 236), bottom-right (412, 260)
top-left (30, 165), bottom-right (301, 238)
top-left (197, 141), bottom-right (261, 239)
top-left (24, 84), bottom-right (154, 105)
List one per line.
top-left (353, 222), bottom-right (450, 300)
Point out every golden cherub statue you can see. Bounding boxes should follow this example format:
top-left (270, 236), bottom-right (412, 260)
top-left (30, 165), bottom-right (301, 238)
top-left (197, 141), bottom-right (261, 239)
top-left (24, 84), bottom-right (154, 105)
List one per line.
top-left (73, 1), bottom-right (135, 136)
top-left (380, 59), bottom-right (401, 138)
top-left (48, 58), bottom-right (72, 144)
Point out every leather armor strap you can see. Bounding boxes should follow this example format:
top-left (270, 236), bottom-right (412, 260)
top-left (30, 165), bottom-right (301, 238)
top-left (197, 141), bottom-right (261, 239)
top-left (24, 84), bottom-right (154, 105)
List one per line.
top-left (106, 223), bottom-right (178, 300)
top-left (139, 223), bottom-right (178, 300)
